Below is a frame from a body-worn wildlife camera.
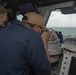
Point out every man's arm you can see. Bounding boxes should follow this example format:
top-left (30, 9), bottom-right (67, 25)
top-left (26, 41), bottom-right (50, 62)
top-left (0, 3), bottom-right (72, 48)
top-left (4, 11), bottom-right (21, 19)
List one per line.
top-left (41, 31), bottom-right (51, 61)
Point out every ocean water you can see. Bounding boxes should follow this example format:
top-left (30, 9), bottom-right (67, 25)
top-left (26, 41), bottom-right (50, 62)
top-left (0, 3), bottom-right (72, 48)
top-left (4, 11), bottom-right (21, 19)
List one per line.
top-left (49, 27), bottom-right (76, 36)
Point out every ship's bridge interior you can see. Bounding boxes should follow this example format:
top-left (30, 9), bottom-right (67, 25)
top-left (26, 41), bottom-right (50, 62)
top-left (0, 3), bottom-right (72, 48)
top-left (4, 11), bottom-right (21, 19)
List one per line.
top-left (1, 0), bottom-right (76, 75)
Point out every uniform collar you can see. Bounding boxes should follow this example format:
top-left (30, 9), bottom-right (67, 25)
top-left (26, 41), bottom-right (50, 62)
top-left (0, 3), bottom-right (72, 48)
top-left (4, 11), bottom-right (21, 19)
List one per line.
top-left (11, 19), bottom-right (26, 27)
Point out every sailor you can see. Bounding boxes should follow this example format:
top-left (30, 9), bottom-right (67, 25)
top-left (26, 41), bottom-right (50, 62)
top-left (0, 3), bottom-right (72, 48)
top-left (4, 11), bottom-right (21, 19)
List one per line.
top-left (0, 12), bottom-right (51, 75)
top-left (0, 4), bottom-right (11, 29)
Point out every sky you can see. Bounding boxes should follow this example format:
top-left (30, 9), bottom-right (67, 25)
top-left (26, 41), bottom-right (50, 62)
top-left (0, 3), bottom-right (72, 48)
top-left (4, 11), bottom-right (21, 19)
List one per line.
top-left (46, 10), bottom-right (76, 28)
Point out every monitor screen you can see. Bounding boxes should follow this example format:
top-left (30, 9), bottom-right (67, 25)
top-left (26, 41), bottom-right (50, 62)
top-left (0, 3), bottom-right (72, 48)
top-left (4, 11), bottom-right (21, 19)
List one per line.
top-left (18, 2), bottom-right (38, 15)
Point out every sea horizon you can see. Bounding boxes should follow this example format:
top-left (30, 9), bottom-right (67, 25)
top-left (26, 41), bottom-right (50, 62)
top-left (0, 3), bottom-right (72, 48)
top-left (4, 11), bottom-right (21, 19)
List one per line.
top-left (48, 27), bottom-right (76, 36)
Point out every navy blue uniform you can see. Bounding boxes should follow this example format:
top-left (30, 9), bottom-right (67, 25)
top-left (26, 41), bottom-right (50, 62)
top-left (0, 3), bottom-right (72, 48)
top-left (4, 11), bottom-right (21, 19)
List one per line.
top-left (0, 19), bottom-right (51, 75)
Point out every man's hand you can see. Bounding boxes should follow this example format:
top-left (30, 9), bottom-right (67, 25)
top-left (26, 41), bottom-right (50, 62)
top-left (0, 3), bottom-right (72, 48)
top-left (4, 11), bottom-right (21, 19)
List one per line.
top-left (41, 31), bottom-right (52, 43)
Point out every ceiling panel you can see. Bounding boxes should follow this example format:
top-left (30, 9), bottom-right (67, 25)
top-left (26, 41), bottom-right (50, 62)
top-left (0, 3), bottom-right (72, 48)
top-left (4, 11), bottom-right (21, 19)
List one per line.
top-left (2, 0), bottom-right (74, 7)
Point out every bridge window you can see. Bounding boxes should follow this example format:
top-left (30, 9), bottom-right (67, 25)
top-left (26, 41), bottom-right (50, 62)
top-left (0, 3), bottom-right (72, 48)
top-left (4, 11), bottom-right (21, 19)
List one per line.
top-left (46, 9), bottom-right (76, 36)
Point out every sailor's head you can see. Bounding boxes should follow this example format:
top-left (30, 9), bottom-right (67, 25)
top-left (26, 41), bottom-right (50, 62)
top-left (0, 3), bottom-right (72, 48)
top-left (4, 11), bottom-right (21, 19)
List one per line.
top-left (0, 4), bottom-right (11, 26)
top-left (22, 12), bottom-right (44, 33)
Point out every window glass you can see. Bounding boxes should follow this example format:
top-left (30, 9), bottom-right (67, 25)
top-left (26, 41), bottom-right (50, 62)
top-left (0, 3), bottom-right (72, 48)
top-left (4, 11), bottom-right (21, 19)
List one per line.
top-left (46, 9), bottom-right (76, 36)
top-left (17, 14), bottom-right (23, 21)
